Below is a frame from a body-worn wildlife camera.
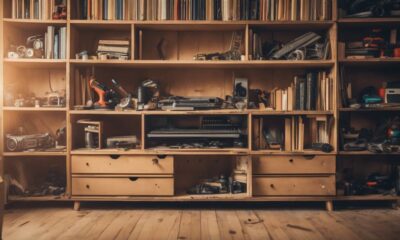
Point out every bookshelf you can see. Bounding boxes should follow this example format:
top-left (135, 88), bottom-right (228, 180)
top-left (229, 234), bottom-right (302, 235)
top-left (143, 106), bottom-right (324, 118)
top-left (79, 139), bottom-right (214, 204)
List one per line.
top-left (1, 0), bottom-right (400, 211)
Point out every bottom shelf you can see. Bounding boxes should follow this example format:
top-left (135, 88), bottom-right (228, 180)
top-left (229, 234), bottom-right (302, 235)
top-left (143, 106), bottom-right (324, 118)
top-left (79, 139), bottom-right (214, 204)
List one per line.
top-left (8, 194), bottom-right (400, 202)
top-left (335, 194), bottom-right (400, 201)
top-left (8, 195), bottom-right (69, 202)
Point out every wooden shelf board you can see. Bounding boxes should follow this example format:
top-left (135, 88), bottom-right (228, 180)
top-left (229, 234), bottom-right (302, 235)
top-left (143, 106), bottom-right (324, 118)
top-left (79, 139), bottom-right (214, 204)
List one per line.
top-left (3, 151), bottom-right (67, 157)
top-left (249, 21), bottom-right (334, 30)
top-left (143, 110), bottom-right (249, 115)
top-left (70, 20), bottom-right (132, 30)
top-left (251, 110), bottom-right (334, 115)
top-left (70, 59), bottom-right (335, 68)
top-left (71, 195), bottom-right (335, 202)
top-left (136, 21), bottom-right (246, 31)
top-left (338, 18), bottom-right (400, 26)
top-left (3, 18), bottom-right (67, 24)
top-left (69, 109), bottom-right (334, 115)
top-left (71, 149), bottom-right (249, 155)
top-left (145, 148), bottom-right (250, 155)
top-left (3, 107), bottom-right (67, 112)
top-left (3, 58), bottom-right (66, 68)
top-left (71, 149), bottom-right (143, 155)
top-left (9, 194), bottom-right (399, 202)
top-left (339, 58), bottom-right (400, 66)
top-left (8, 195), bottom-right (68, 202)
top-left (69, 110), bottom-right (142, 115)
top-left (69, 20), bottom-right (334, 31)
top-left (338, 151), bottom-right (400, 156)
top-left (335, 195), bottom-right (400, 201)
top-left (340, 107), bottom-right (400, 112)
top-left (251, 150), bottom-right (336, 155)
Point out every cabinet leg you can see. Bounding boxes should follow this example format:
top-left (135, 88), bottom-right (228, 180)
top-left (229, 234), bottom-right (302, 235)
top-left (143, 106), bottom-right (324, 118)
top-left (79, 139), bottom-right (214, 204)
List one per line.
top-left (391, 200), bottom-right (400, 210)
top-left (326, 201), bottom-right (333, 212)
top-left (73, 201), bottom-right (81, 211)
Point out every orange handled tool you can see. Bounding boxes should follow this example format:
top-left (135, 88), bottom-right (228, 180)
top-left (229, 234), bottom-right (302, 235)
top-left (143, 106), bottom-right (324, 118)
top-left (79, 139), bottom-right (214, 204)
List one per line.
top-left (89, 78), bottom-right (107, 108)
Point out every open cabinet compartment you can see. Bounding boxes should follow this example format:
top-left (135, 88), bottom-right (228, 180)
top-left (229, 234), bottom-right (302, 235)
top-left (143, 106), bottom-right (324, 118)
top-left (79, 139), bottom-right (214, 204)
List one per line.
top-left (3, 156), bottom-right (66, 200)
top-left (70, 23), bottom-right (132, 60)
top-left (336, 155), bottom-right (400, 198)
top-left (3, 64), bottom-right (66, 108)
top-left (3, 111), bottom-right (66, 153)
top-left (2, 0), bottom-right (68, 19)
top-left (3, 22), bottom-right (67, 59)
top-left (174, 155), bottom-right (251, 198)
top-left (135, 24), bottom-right (246, 60)
top-left (338, 24), bottom-right (400, 61)
top-left (248, 23), bottom-right (336, 60)
top-left (339, 111), bottom-right (400, 153)
top-left (70, 114), bottom-right (142, 151)
top-left (253, 114), bottom-right (335, 153)
top-left (144, 114), bottom-right (248, 150)
top-left (339, 66), bottom-right (400, 109)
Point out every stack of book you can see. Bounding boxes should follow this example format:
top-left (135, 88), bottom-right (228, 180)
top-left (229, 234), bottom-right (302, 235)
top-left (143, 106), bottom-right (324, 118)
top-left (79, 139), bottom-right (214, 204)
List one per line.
top-left (75, 0), bottom-right (332, 21)
top-left (268, 71), bottom-right (333, 112)
top-left (96, 39), bottom-right (130, 59)
top-left (11, 0), bottom-right (66, 20)
top-left (284, 115), bottom-right (330, 151)
top-left (45, 26), bottom-right (67, 59)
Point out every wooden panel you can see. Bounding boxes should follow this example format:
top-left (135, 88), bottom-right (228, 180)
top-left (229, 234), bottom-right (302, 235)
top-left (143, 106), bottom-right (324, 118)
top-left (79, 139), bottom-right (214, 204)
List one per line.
top-left (71, 155), bottom-right (174, 174)
top-left (72, 177), bottom-right (174, 196)
top-left (253, 155), bottom-right (336, 174)
top-left (253, 176), bottom-right (336, 196)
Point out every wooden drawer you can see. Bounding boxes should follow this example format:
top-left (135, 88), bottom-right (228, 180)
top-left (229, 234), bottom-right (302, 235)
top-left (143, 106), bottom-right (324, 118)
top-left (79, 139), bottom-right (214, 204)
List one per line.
top-left (71, 155), bottom-right (174, 174)
top-left (72, 177), bottom-right (174, 196)
top-left (253, 155), bottom-right (335, 174)
top-left (253, 176), bottom-right (336, 196)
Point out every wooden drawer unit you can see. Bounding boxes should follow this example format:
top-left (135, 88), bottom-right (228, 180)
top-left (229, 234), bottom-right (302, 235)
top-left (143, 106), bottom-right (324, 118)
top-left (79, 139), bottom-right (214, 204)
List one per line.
top-left (253, 155), bottom-right (335, 174)
top-left (71, 155), bottom-right (174, 174)
top-left (72, 177), bottom-right (174, 196)
top-left (253, 176), bottom-right (336, 196)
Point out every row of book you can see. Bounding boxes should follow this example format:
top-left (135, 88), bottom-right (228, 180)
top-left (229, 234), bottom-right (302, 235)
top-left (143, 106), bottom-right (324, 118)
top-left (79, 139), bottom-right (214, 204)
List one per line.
top-left (260, 0), bottom-right (332, 21)
top-left (45, 26), bottom-right (67, 59)
top-left (11, 0), bottom-right (66, 20)
top-left (268, 71), bottom-right (333, 112)
top-left (284, 115), bottom-right (330, 152)
top-left (74, 0), bottom-right (332, 21)
top-left (96, 39), bottom-right (130, 59)
top-left (252, 115), bottom-right (331, 151)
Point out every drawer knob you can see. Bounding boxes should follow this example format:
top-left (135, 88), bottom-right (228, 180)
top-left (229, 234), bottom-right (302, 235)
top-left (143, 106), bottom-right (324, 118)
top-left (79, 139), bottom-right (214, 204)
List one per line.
top-left (321, 185), bottom-right (326, 189)
top-left (152, 158), bottom-right (159, 164)
top-left (86, 185), bottom-right (90, 189)
top-left (270, 184), bottom-right (275, 188)
top-left (86, 162), bottom-right (90, 167)
top-left (110, 155), bottom-right (120, 160)
top-left (304, 155), bottom-right (316, 160)
top-left (289, 159), bottom-right (294, 163)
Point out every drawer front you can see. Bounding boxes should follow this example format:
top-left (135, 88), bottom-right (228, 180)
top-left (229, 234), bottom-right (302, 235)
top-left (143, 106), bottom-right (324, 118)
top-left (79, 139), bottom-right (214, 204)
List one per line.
top-left (253, 176), bottom-right (335, 196)
top-left (72, 177), bottom-right (174, 196)
top-left (71, 155), bottom-right (174, 174)
top-left (253, 155), bottom-right (335, 174)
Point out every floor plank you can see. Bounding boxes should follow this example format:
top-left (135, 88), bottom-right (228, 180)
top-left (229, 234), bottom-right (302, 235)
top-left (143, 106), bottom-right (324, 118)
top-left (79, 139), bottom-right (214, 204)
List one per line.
top-left (200, 210), bottom-right (221, 240)
top-left (3, 205), bottom-right (400, 240)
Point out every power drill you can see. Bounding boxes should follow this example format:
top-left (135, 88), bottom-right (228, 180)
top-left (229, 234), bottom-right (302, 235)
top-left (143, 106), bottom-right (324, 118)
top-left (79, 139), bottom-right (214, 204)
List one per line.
top-left (111, 79), bottom-right (132, 109)
top-left (89, 78), bottom-right (118, 109)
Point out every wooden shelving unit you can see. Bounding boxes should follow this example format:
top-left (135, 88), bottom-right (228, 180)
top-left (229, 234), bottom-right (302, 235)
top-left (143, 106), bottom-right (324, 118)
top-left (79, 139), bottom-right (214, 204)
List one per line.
top-left (1, 0), bottom-right (399, 210)
top-left (336, 13), bottom-right (400, 205)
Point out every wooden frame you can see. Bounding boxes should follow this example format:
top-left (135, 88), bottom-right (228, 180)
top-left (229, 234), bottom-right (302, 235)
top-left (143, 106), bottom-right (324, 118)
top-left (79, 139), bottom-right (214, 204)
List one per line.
top-left (0, 0), bottom-right (399, 211)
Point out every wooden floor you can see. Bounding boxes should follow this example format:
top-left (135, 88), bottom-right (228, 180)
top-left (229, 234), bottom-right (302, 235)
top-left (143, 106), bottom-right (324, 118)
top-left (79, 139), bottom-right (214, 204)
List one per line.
top-left (2, 202), bottom-right (400, 240)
